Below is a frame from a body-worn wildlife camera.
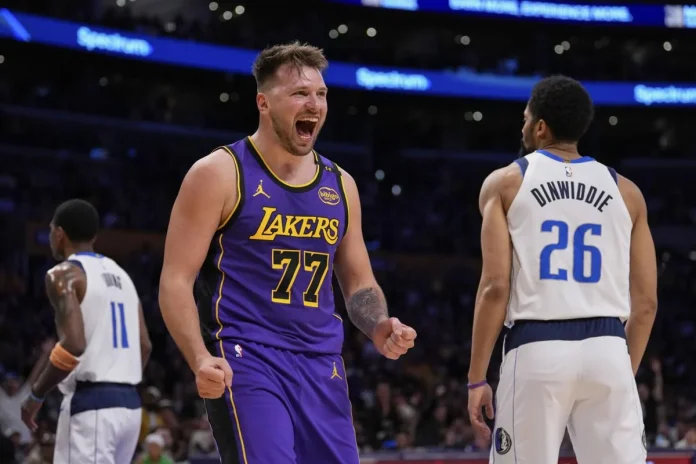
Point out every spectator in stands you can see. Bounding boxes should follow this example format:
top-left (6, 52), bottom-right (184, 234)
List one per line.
top-left (187, 414), bottom-right (216, 458)
top-left (139, 387), bottom-right (168, 444)
top-left (0, 340), bottom-right (53, 449)
top-left (23, 432), bottom-right (55, 464)
top-left (655, 423), bottom-right (675, 448)
top-left (0, 428), bottom-right (19, 464)
top-left (638, 358), bottom-right (665, 444)
top-left (136, 433), bottom-right (174, 464)
top-left (675, 427), bottom-right (696, 450)
top-left (366, 381), bottom-right (403, 450)
top-left (415, 403), bottom-right (449, 447)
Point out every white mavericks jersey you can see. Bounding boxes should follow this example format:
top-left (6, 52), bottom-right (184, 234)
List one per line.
top-left (506, 150), bottom-right (632, 325)
top-left (58, 252), bottom-right (142, 394)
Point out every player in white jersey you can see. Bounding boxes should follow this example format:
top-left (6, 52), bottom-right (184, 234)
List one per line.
top-left (20, 199), bottom-right (152, 464)
top-left (466, 76), bottom-right (658, 464)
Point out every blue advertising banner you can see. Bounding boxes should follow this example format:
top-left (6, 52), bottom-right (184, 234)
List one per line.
top-left (2, 9), bottom-right (696, 106)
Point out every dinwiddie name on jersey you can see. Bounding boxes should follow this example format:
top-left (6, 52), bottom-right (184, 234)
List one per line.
top-left (530, 180), bottom-right (614, 212)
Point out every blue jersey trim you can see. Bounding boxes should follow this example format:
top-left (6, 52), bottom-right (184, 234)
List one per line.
top-left (607, 167), bottom-right (618, 184)
top-left (66, 259), bottom-right (84, 271)
top-left (504, 317), bottom-right (625, 355)
top-left (537, 149), bottom-right (594, 164)
top-left (70, 382), bottom-right (141, 415)
top-left (73, 252), bottom-right (103, 258)
top-left (514, 158), bottom-right (529, 177)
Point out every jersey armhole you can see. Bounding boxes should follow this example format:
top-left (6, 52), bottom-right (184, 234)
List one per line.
top-left (514, 158), bottom-right (529, 177)
top-left (217, 145), bottom-right (245, 232)
top-left (607, 167), bottom-right (618, 185)
top-left (332, 162), bottom-right (350, 238)
top-left (66, 259), bottom-right (84, 272)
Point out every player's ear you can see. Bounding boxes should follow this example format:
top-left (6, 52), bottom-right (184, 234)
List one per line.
top-left (256, 92), bottom-right (269, 113)
top-left (536, 118), bottom-right (548, 139)
top-left (55, 226), bottom-right (66, 245)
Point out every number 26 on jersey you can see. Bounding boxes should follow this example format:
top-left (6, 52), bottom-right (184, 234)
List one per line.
top-left (539, 220), bottom-right (602, 283)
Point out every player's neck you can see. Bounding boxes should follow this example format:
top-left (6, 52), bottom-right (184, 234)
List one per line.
top-left (538, 142), bottom-right (581, 161)
top-left (250, 130), bottom-right (313, 177)
top-left (64, 243), bottom-right (94, 258)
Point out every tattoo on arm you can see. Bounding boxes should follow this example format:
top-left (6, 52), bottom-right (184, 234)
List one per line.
top-left (346, 287), bottom-right (388, 339)
top-left (32, 265), bottom-right (87, 398)
top-left (45, 265), bottom-right (86, 354)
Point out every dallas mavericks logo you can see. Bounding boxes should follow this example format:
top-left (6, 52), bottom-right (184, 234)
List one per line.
top-left (565, 165), bottom-right (573, 177)
top-left (495, 427), bottom-right (512, 455)
top-left (234, 344), bottom-right (243, 358)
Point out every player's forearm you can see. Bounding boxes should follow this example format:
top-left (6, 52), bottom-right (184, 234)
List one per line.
top-left (26, 349), bottom-right (51, 386)
top-left (159, 279), bottom-right (209, 370)
top-left (346, 286), bottom-right (389, 340)
top-left (625, 298), bottom-right (658, 375)
top-left (32, 362), bottom-right (72, 398)
top-left (468, 281), bottom-right (508, 382)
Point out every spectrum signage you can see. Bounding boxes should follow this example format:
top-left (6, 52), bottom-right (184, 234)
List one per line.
top-left (2, 9), bottom-right (696, 106)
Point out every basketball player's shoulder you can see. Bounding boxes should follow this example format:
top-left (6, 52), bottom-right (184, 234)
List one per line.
top-left (44, 260), bottom-right (86, 298)
top-left (319, 153), bottom-right (357, 193)
top-left (182, 145), bottom-right (242, 195)
top-left (479, 161), bottom-right (523, 210)
top-left (614, 171), bottom-right (646, 223)
top-left (46, 260), bottom-right (85, 281)
top-left (199, 144), bottom-right (242, 174)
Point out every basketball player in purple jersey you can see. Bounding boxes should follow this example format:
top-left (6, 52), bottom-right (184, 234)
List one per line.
top-left (159, 42), bottom-right (418, 464)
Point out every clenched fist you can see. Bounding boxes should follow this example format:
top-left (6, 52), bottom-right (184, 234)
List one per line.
top-left (195, 354), bottom-right (233, 399)
top-left (372, 317), bottom-right (417, 360)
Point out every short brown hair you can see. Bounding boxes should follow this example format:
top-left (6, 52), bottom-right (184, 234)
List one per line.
top-left (252, 41), bottom-right (328, 90)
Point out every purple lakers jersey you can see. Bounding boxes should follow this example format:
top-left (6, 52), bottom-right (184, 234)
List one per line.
top-left (195, 137), bottom-right (349, 354)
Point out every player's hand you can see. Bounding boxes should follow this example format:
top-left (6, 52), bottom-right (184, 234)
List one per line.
top-left (372, 317), bottom-right (417, 360)
top-left (20, 394), bottom-right (43, 432)
top-left (467, 382), bottom-right (494, 445)
top-left (194, 355), bottom-right (233, 399)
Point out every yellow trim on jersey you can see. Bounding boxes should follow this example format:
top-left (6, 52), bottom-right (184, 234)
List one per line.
top-left (246, 136), bottom-right (319, 188)
top-left (217, 146), bottom-right (243, 231)
top-left (213, 233), bottom-right (249, 464)
top-left (334, 163), bottom-right (351, 236)
top-left (341, 356), bottom-right (361, 461)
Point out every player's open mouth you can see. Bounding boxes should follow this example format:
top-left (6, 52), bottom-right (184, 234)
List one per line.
top-left (295, 117), bottom-right (318, 141)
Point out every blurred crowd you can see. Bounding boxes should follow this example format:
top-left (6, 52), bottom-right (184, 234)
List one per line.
top-left (1, 1), bottom-right (696, 463)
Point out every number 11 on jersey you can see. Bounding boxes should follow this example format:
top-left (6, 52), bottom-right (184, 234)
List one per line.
top-left (539, 220), bottom-right (602, 283)
top-left (110, 301), bottom-right (129, 348)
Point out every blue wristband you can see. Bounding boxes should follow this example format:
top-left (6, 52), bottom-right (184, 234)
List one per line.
top-left (29, 391), bottom-right (45, 403)
top-left (467, 380), bottom-right (488, 390)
